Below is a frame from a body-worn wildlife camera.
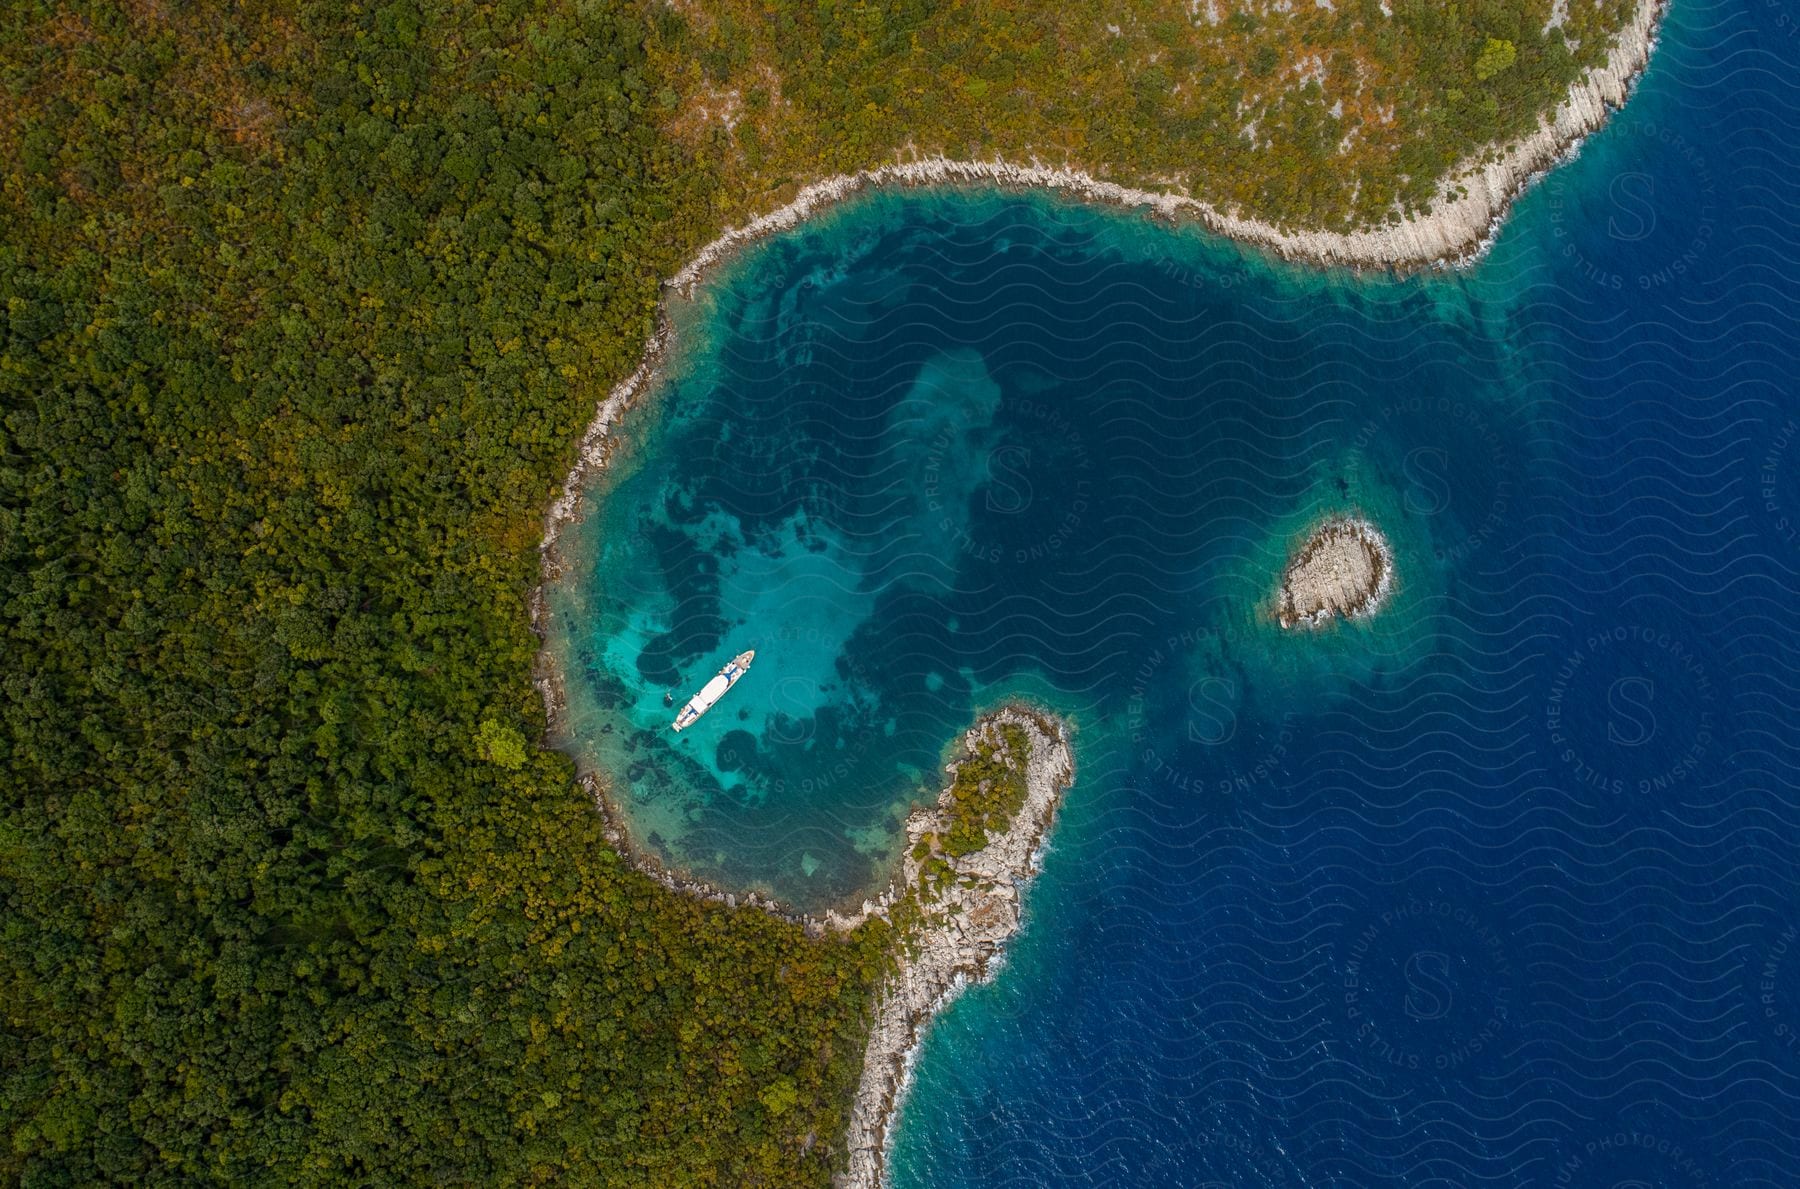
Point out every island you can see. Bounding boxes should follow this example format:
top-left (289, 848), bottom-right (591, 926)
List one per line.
top-left (1274, 514), bottom-right (1396, 630)
top-left (836, 706), bottom-right (1076, 1189)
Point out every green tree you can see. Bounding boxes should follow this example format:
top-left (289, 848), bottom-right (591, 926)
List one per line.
top-left (1476, 38), bottom-right (1520, 81)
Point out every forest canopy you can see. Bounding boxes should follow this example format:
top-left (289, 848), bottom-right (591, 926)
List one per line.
top-left (0, 0), bottom-right (1639, 1182)
top-left (653, 0), bottom-right (1639, 229)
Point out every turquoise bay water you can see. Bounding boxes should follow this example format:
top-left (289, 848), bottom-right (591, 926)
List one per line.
top-left (548, 1), bottom-right (1800, 1179)
top-left (546, 189), bottom-right (1466, 911)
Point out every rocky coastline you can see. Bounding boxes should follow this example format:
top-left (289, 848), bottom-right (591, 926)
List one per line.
top-left (1274, 514), bottom-right (1396, 630)
top-left (527, 10), bottom-right (1657, 1171)
top-left (833, 705), bottom-right (1075, 1189)
top-left (660, 0), bottom-right (1662, 290)
top-left (526, 694), bottom-right (1078, 1185)
top-left (537, 318), bottom-right (672, 570)
top-left (537, 0), bottom-right (1663, 581)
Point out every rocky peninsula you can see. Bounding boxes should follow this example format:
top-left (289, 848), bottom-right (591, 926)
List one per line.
top-left (1274, 514), bottom-right (1395, 630)
top-left (524, 685), bottom-right (1078, 1186)
top-left (835, 706), bottom-right (1075, 1189)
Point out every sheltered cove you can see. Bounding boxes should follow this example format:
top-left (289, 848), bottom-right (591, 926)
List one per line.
top-left (530, 5), bottom-right (1665, 1177)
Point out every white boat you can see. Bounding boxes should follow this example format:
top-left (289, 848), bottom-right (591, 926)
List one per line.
top-left (671, 650), bottom-right (755, 732)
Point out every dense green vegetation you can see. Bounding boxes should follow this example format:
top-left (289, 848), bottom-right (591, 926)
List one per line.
top-left (896, 719), bottom-right (1037, 944)
top-left (655, 0), bottom-right (1638, 229)
top-left (923, 723), bottom-right (1032, 861)
top-left (906, 720), bottom-right (1033, 904)
top-left (1, 0), bottom-right (1638, 1184)
top-left (0, 4), bottom-right (881, 1184)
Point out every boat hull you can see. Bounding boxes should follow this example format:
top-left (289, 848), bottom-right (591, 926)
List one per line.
top-left (671, 650), bottom-right (756, 731)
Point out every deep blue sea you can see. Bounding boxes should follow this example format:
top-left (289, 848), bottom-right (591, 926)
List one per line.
top-left (546, 0), bottom-right (1800, 1180)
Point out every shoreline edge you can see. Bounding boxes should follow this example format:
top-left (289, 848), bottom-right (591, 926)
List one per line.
top-left (526, 6), bottom-right (1663, 1172)
top-left (538, 0), bottom-right (1665, 561)
top-left (836, 706), bottom-right (1076, 1189)
top-left (662, 0), bottom-right (1664, 291)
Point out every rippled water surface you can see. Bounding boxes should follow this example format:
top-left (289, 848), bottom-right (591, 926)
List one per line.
top-left (547, 0), bottom-right (1800, 1179)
